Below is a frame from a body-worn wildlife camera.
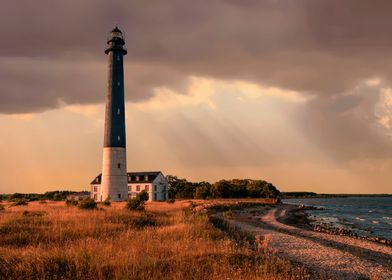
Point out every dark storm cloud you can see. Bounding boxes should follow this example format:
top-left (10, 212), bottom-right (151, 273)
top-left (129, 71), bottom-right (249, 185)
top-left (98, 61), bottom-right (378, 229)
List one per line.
top-left (2, 0), bottom-right (392, 114)
top-left (2, 0), bottom-right (392, 162)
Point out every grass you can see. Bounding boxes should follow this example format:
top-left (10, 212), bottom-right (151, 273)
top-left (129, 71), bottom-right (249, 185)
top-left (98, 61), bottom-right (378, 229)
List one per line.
top-left (0, 200), bottom-right (308, 280)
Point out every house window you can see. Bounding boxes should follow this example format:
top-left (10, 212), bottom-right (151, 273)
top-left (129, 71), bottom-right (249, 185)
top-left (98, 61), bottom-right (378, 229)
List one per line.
top-left (145, 185), bottom-right (149, 191)
top-left (154, 185), bottom-right (157, 192)
top-left (144, 175), bottom-right (148, 181)
top-left (117, 163), bottom-right (121, 169)
top-left (136, 176), bottom-right (139, 181)
top-left (93, 186), bottom-right (98, 192)
top-left (154, 193), bottom-right (157, 201)
top-left (118, 194), bottom-right (121, 199)
top-left (136, 185), bottom-right (140, 191)
top-left (128, 185), bottom-right (132, 192)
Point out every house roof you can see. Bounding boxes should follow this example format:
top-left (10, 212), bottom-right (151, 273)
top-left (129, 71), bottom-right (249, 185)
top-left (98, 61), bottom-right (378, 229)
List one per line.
top-left (90, 171), bottom-right (162, 185)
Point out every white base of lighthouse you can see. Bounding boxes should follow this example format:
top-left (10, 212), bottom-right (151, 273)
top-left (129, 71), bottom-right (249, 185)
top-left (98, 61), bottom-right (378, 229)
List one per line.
top-left (101, 147), bottom-right (128, 201)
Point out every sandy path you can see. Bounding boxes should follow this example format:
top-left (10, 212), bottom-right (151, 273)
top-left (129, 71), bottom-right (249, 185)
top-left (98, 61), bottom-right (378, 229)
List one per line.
top-left (225, 205), bottom-right (392, 280)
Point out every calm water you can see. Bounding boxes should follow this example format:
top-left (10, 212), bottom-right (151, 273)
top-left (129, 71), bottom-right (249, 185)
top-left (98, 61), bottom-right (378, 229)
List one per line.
top-left (282, 197), bottom-right (392, 240)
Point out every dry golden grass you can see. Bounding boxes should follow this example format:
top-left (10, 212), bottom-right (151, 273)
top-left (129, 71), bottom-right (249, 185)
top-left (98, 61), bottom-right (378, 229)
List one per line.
top-left (0, 200), bottom-right (307, 280)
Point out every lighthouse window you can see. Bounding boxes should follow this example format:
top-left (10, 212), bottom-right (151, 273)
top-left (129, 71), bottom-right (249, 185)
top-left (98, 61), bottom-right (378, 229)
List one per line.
top-left (117, 81), bottom-right (120, 86)
top-left (117, 163), bottom-right (121, 169)
top-left (117, 108), bottom-right (120, 115)
top-left (117, 56), bottom-right (120, 61)
top-left (118, 136), bottom-right (121, 141)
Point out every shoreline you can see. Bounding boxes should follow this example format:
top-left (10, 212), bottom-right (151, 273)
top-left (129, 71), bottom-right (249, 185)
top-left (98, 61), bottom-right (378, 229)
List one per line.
top-left (281, 203), bottom-right (392, 246)
top-left (213, 202), bottom-right (392, 279)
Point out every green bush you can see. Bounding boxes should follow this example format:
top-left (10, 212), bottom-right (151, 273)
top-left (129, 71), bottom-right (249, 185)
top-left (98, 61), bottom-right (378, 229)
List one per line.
top-left (166, 198), bottom-right (175, 203)
top-left (11, 199), bottom-right (28, 206)
top-left (78, 198), bottom-right (97, 210)
top-left (65, 199), bottom-right (78, 207)
top-left (125, 191), bottom-right (149, 211)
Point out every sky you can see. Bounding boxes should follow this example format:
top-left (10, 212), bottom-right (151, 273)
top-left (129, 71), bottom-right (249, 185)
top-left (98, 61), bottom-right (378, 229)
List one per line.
top-left (1, 0), bottom-right (392, 194)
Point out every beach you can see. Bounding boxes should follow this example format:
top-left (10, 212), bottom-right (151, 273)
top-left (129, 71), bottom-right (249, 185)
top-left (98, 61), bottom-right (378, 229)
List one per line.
top-left (213, 203), bottom-right (392, 280)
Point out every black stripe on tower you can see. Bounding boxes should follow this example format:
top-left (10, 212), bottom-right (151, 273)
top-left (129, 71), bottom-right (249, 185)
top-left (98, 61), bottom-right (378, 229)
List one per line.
top-left (104, 27), bottom-right (127, 148)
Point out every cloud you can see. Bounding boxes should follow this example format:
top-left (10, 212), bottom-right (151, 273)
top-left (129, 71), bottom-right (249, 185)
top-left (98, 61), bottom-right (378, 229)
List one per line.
top-left (2, 0), bottom-right (392, 114)
top-left (135, 76), bottom-right (308, 112)
top-left (295, 81), bottom-right (392, 161)
top-left (2, 0), bottom-right (392, 166)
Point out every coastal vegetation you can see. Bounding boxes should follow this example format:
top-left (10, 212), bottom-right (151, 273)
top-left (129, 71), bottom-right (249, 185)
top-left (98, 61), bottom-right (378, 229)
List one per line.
top-left (78, 198), bottom-right (98, 210)
top-left (125, 190), bottom-right (149, 210)
top-left (0, 191), bottom-right (73, 202)
top-left (0, 176), bottom-right (281, 203)
top-left (0, 200), bottom-right (307, 280)
top-left (168, 176), bottom-right (280, 200)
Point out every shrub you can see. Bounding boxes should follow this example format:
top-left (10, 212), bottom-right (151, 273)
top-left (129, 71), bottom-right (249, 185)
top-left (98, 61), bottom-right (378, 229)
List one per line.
top-left (65, 199), bottom-right (78, 207)
top-left (101, 197), bottom-right (111, 206)
top-left (78, 198), bottom-right (97, 210)
top-left (11, 199), bottom-right (28, 206)
top-left (167, 198), bottom-right (175, 203)
top-left (39, 200), bottom-right (47, 204)
top-left (125, 191), bottom-right (149, 211)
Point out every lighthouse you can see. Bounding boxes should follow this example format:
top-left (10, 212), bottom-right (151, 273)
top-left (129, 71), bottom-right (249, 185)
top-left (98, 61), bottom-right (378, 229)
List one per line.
top-left (100, 27), bottom-right (128, 201)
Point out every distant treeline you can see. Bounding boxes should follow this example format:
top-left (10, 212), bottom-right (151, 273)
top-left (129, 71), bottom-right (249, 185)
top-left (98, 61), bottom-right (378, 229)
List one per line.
top-left (0, 177), bottom-right (282, 202)
top-left (0, 191), bottom-right (73, 202)
top-left (282, 192), bottom-right (392, 199)
top-left (167, 176), bottom-right (280, 199)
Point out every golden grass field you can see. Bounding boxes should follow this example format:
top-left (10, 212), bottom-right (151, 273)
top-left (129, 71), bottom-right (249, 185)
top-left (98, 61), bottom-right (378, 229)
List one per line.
top-left (0, 200), bottom-right (307, 280)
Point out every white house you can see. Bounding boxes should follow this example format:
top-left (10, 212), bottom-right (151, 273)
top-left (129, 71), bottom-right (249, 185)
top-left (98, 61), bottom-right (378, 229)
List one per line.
top-left (90, 171), bottom-right (169, 202)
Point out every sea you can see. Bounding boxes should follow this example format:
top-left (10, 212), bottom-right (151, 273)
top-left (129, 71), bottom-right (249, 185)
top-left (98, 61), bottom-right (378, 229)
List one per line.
top-left (282, 197), bottom-right (392, 241)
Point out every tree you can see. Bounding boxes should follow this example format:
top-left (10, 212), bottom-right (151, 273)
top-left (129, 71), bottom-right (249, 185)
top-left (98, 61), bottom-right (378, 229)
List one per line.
top-left (247, 181), bottom-right (263, 198)
top-left (126, 190), bottom-right (149, 211)
top-left (167, 175), bottom-right (195, 199)
top-left (211, 180), bottom-right (231, 198)
top-left (261, 183), bottom-right (280, 198)
top-left (194, 184), bottom-right (212, 199)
